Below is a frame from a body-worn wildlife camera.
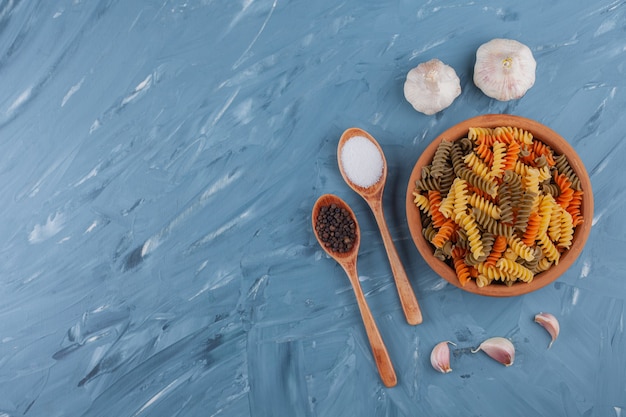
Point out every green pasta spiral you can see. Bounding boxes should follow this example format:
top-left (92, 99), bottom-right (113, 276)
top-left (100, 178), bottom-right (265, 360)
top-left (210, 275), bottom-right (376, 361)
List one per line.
top-left (554, 154), bottom-right (581, 191)
top-left (430, 139), bottom-right (453, 179)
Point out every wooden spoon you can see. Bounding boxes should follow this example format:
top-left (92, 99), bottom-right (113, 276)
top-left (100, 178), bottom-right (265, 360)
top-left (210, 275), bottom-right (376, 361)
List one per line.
top-left (338, 128), bottom-right (423, 325)
top-left (312, 194), bottom-right (397, 388)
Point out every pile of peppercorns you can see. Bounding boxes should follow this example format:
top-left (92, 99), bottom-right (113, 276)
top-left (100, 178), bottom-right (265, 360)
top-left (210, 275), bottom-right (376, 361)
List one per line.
top-left (315, 204), bottom-right (357, 253)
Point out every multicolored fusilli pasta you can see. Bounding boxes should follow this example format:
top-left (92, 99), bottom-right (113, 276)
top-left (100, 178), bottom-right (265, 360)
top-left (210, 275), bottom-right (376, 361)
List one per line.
top-left (413, 125), bottom-right (586, 287)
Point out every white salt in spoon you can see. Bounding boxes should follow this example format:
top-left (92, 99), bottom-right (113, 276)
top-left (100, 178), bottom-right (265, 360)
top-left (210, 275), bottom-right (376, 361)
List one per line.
top-left (338, 128), bottom-right (423, 325)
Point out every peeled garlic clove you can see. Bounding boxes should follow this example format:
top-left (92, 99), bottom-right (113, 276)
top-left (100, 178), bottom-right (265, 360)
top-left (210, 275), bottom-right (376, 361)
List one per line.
top-left (471, 337), bottom-right (515, 366)
top-left (534, 312), bottom-right (560, 349)
top-left (473, 38), bottom-right (536, 101)
top-left (404, 58), bottom-right (461, 115)
top-left (430, 341), bottom-right (455, 373)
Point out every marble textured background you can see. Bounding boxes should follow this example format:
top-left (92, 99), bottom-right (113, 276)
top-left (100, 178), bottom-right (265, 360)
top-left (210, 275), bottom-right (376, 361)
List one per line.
top-left (0, 0), bottom-right (624, 416)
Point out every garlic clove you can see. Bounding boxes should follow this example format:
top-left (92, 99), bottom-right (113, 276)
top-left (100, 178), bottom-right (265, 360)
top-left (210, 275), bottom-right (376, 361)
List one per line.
top-left (404, 59), bottom-right (461, 115)
top-left (430, 341), bottom-right (455, 373)
top-left (473, 38), bottom-right (536, 101)
top-left (534, 312), bottom-right (560, 349)
top-left (471, 337), bottom-right (515, 366)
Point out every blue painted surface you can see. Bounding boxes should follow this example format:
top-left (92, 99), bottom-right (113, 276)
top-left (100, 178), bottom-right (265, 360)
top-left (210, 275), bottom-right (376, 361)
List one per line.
top-left (0, 1), bottom-right (624, 415)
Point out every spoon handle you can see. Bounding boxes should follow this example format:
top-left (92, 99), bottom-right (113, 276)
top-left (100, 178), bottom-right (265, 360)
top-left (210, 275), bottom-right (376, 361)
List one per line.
top-left (370, 201), bottom-right (423, 325)
top-left (342, 262), bottom-right (398, 388)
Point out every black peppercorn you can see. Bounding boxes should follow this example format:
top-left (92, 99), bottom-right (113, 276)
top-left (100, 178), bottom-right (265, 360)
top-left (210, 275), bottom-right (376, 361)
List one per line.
top-left (315, 204), bottom-right (357, 253)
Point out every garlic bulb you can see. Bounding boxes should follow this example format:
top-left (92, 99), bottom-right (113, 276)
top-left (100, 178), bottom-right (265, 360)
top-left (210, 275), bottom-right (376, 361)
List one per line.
top-left (404, 59), bottom-right (461, 115)
top-left (471, 337), bottom-right (515, 366)
top-left (473, 38), bottom-right (536, 101)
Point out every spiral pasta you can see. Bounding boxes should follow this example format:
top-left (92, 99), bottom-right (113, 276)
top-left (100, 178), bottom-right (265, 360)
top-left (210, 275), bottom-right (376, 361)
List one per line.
top-left (431, 139), bottom-right (454, 179)
top-left (554, 154), bottom-right (581, 191)
top-left (490, 141), bottom-right (507, 180)
top-left (468, 193), bottom-right (501, 220)
top-left (496, 258), bottom-right (534, 282)
top-left (413, 192), bottom-right (431, 212)
top-left (412, 125), bottom-right (585, 287)
top-left (468, 127), bottom-right (494, 142)
top-left (428, 190), bottom-right (447, 228)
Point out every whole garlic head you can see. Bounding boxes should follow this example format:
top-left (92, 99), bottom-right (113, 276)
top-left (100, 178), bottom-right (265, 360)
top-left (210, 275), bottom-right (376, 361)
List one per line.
top-left (404, 59), bottom-right (461, 115)
top-left (473, 38), bottom-right (536, 101)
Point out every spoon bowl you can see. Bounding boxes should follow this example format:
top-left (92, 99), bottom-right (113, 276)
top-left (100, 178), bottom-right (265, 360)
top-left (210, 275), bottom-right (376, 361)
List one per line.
top-left (337, 128), bottom-right (423, 325)
top-left (338, 128), bottom-right (388, 199)
top-left (311, 193), bottom-right (360, 263)
top-left (312, 194), bottom-right (397, 388)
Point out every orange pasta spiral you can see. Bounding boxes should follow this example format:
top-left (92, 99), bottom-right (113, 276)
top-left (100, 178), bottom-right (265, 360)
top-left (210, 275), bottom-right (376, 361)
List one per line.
top-left (522, 211), bottom-right (541, 246)
top-left (567, 190), bottom-right (584, 227)
top-left (428, 190), bottom-right (447, 228)
top-left (554, 172), bottom-right (574, 209)
top-left (475, 142), bottom-right (494, 166)
top-left (432, 219), bottom-right (457, 248)
top-left (501, 140), bottom-right (521, 171)
top-left (452, 247), bottom-right (472, 286)
top-left (484, 235), bottom-right (508, 268)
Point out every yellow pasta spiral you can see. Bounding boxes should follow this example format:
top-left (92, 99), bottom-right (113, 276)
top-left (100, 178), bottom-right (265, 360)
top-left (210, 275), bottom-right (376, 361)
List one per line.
top-left (468, 127), bottom-right (494, 141)
top-left (537, 233), bottom-right (560, 264)
top-left (452, 178), bottom-right (470, 221)
top-left (496, 258), bottom-right (534, 283)
top-left (558, 209), bottom-right (574, 249)
top-left (507, 235), bottom-right (535, 262)
top-left (495, 126), bottom-right (533, 145)
top-left (476, 274), bottom-right (494, 288)
top-left (464, 152), bottom-right (493, 180)
top-left (476, 263), bottom-right (509, 280)
top-left (537, 194), bottom-right (555, 236)
top-left (439, 184), bottom-right (456, 219)
top-left (468, 193), bottom-right (501, 220)
top-left (490, 141), bottom-right (507, 179)
top-left (458, 213), bottom-right (485, 259)
top-left (413, 192), bottom-right (430, 212)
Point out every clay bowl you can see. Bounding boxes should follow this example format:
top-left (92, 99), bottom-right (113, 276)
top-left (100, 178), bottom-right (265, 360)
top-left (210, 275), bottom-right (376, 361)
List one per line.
top-left (405, 114), bottom-right (593, 297)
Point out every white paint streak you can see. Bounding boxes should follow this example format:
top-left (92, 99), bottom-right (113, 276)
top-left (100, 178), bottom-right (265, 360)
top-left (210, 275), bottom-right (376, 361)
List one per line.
top-left (121, 74), bottom-right (153, 106)
top-left (200, 170), bottom-right (243, 200)
top-left (227, 0), bottom-right (255, 31)
top-left (132, 370), bottom-right (195, 417)
top-left (141, 236), bottom-right (161, 257)
top-left (594, 18), bottom-right (616, 36)
top-left (571, 287), bottom-right (580, 306)
top-left (232, 0), bottom-right (278, 69)
top-left (205, 88), bottom-right (239, 130)
top-left (199, 209), bottom-right (252, 243)
top-left (75, 165), bottom-right (99, 186)
top-left (84, 220), bottom-right (98, 234)
top-left (89, 119), bottom-right (101, 134)
top-left (29, 212), bottom-right (66, 244)
top-left (190, 270), bottom-right (236, 300)
top-left (409, 38), bottom-right (448, 60)
top-left (592, 209), bottom-right (603, 226)
top-left (580, 260), bottom-right (591, 278)
top-left (197, 260), bottom-right (208, 272)
top-left (7, 87), bottom-right (32, 115)
top-left (248, 274), bottom-right (269, 299)
top-left (234, 98), bottom-right (253, 124)
top-left (62, 77), bottom-right (85, 107)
